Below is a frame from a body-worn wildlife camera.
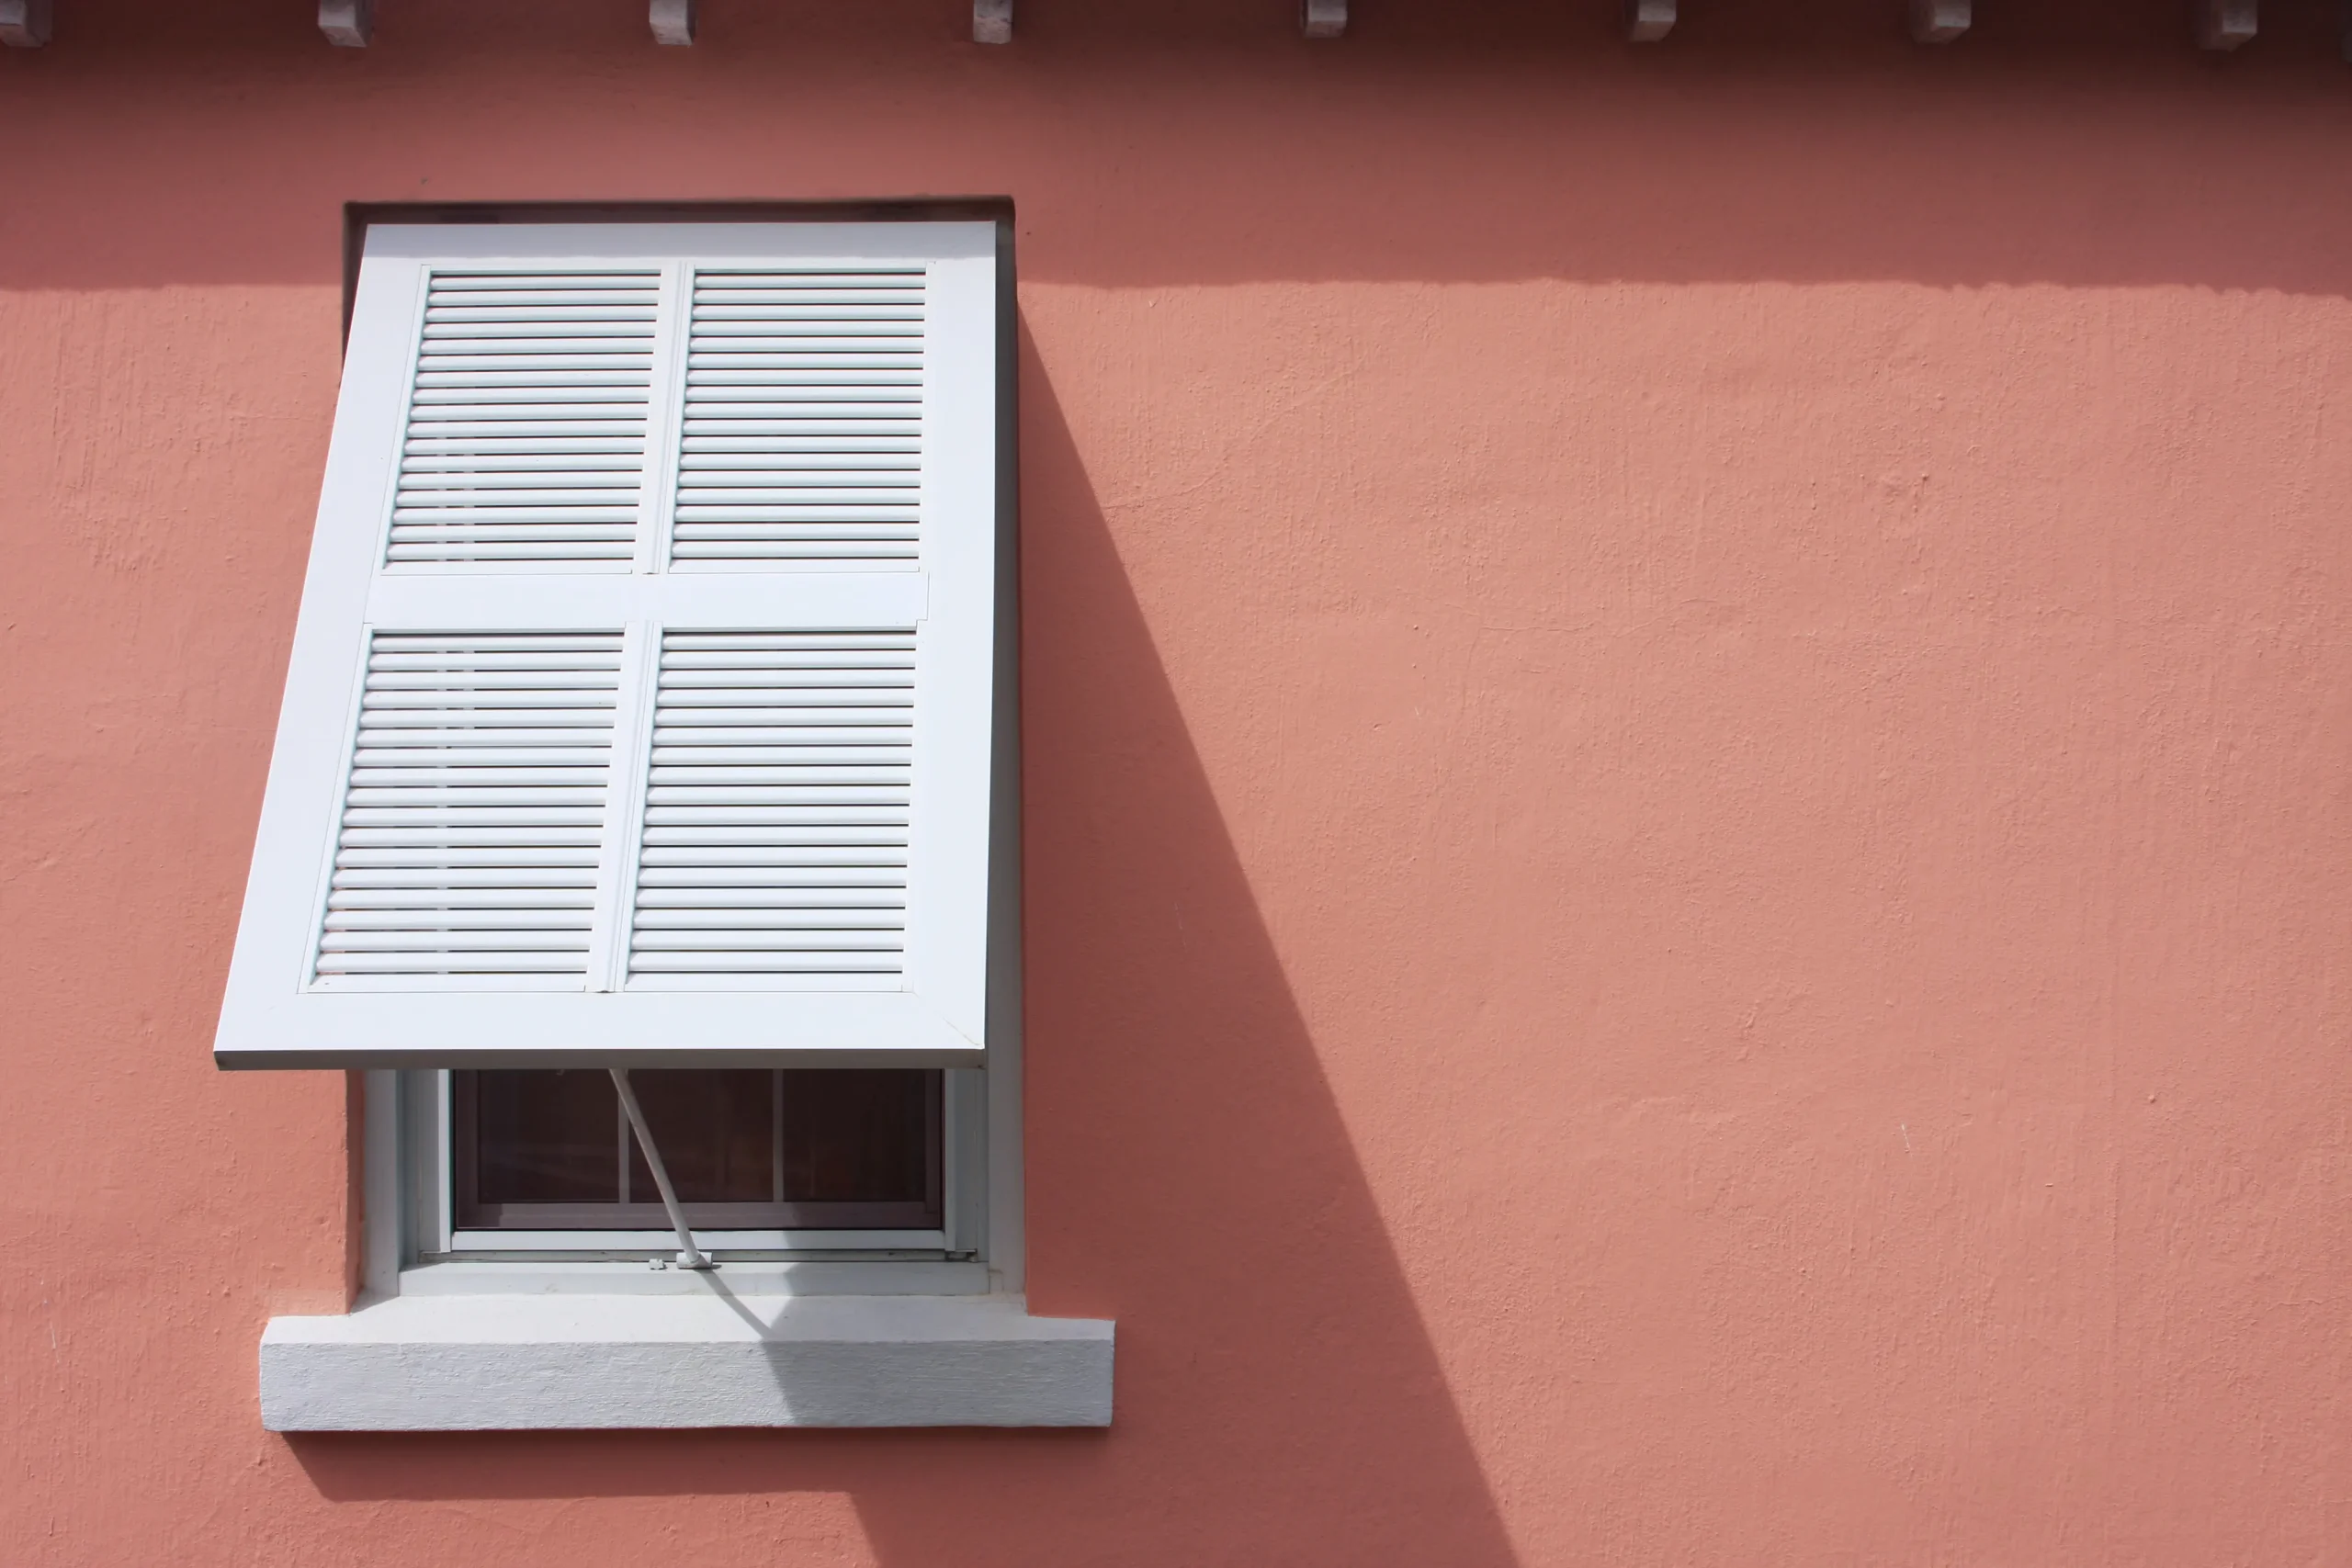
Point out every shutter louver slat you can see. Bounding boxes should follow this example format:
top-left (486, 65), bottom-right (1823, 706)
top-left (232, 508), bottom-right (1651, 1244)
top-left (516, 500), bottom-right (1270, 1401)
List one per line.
top-left (389, 272), bottom-right (660, 570)
top-left (313, 632), bottom-right (623, 983)
top-left (626, 629), bottom-right (913, 985)
top-left (672, 270), bottom-right (924, 569)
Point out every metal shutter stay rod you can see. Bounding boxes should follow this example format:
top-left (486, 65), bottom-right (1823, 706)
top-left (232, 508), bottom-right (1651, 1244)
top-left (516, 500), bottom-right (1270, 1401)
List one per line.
top-left (610, 1067), bottom-right (716, 1270)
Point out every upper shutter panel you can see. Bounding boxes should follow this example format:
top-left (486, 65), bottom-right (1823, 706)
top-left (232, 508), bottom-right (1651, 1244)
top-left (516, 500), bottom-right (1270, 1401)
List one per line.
top-left (672, 269), bottom-right (924, 569)
top-left (214, 220), bottom-right (1001, 1069)
top-left (390, 271), bottom-right (659, 570)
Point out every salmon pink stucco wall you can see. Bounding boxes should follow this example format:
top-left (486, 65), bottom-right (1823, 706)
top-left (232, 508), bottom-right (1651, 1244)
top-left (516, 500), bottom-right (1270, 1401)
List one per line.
top-left (3, 1), bottom-right (2350, 1563)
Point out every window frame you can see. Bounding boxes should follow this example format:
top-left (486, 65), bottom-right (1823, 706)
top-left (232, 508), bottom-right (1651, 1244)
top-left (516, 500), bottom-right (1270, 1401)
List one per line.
top-left (363, 1047), bottom-right (1014, 1291)
top-left (410, 1064), bottom-right (983, 1258)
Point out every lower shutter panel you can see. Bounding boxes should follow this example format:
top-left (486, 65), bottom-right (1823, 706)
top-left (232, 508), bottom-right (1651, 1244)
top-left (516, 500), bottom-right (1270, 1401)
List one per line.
top-left (628, 628), bottom-right (913, 987)
top-left (314, 631), bottom-right (623, 986)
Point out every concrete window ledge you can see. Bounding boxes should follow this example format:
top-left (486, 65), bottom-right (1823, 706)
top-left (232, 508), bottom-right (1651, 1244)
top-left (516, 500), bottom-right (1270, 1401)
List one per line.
top-left (261, 1292), bottom-right (1114, 1431)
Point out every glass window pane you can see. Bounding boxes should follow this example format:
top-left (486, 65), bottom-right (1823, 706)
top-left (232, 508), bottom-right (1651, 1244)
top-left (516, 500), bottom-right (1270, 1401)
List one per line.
top-left (452, 1067), bottom-right (943, 1234)
top-left (625, 1069), bottom-right (775, 1204)
top-left (783, 1070), bottom-right (933, 1203)
top-left (469, 1067), bottom-right (618, 1204)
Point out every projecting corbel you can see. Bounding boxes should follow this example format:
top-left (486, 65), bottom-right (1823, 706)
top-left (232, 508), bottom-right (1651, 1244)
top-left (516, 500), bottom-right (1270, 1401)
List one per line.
top-left (1910, 0), bottom-right (1969, 42)
top-left (650, 0), bottom-right (693, 45)
top-left (1626, 0), bottom-right (1674, 42)
top-left (975, 0), bottom-right (1011, 44)
top-left (0, 0), bottom-right (51, 48)
top-left (1302, 0), bottom-right (1345, 37)
top-left (2197, 0), bottom-right (2255, 49)
top-left (320, 0), bottom-right (370, 47)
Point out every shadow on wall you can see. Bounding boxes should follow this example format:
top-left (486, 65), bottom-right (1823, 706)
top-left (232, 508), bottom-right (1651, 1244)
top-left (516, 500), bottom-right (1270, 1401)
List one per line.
top-left (281, 330), bottom-right (1525, 1568)
top-left (2, 0), bottom-right (2351, 296)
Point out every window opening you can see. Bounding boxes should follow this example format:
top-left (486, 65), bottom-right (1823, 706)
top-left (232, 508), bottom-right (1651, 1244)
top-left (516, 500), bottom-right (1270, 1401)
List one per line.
top-left (452, 1067), bottom-right (945, 1236)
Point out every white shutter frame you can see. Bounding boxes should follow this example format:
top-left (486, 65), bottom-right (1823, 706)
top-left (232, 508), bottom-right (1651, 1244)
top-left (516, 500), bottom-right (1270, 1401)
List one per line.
top-left (216, 222), bottom-right (1001, 1068)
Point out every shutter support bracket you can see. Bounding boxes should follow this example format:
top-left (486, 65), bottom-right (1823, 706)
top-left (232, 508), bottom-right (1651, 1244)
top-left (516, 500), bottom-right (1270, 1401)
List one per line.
top-left (319, 0), bottom-right (370, 46)
top-left (611, 1067), bottom-right (716, 1269)
top-left (1626, 0), bottom-right (1676, 42)
top-left (1910, 0), bottom-right (1970, 42)
top-left (2199, 0), bottom-right (2256, 49)
top-left (0, 0), bottom-right (51, 47)
top-left (650, 0), bottom-right (694, 45)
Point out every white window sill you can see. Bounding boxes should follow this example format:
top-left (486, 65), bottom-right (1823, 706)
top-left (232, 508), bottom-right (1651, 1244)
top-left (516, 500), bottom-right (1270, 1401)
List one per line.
top-left (261, 1291), bottom-right (1114, 1430)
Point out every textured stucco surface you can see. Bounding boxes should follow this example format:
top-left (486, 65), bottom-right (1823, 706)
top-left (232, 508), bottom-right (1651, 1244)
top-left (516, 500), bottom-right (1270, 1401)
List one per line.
top-left (2, 1), bottom-right (2348, 1563)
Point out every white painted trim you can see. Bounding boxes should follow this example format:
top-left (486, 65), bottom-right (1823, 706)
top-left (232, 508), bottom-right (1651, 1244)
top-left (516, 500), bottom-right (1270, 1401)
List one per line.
top-left (1301, 0), bottom-right (1346, 38)
top-left (1626, 0), bottom-right (1675, 41)
top-left (650, 0), bottom-right (694, 45)
top-left (261, 1293), bottom-right (1112, 1429)
top-left (0, 0), bottom-right (52, 48)
top-left (319, 0), bottom-right (369, 47)
top-left (1909, 0), bottom-right (1970, 42)
top-left (361, 1069), bottom-right (402, 1298)
top-left (444, 1228), bottom-right (949, 1253)
top-left (946, 1065), bottom-right (987, 1256)
top-left (2198, 0), bottom-right (2256, 49)
top-left (397, 1259), bottom-right (988, 1296)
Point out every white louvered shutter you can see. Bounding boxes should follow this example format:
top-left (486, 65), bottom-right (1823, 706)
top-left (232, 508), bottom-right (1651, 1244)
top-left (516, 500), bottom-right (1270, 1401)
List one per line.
top-left (215, 222), bottom-right (1003, 1068)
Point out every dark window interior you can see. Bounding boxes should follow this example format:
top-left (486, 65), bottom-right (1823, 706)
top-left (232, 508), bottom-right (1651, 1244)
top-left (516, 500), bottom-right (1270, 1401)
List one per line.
top-left (454, 1068), bottom-right (943, 1232)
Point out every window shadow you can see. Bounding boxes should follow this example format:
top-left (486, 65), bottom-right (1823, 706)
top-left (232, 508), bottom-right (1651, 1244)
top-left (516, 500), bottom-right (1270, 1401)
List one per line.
top-left (283, 326), bottom-right (1526, 1568)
